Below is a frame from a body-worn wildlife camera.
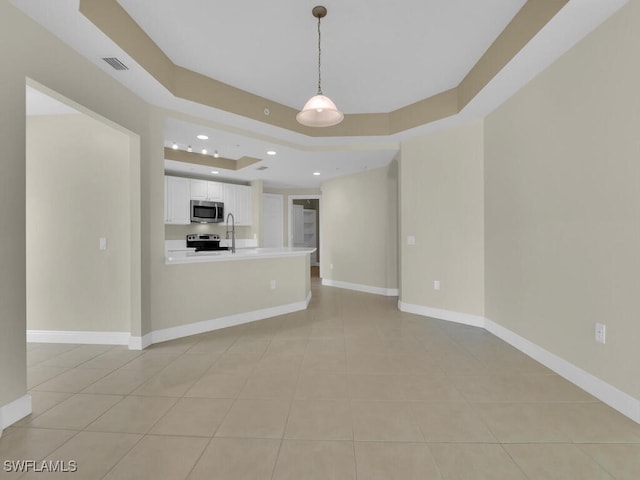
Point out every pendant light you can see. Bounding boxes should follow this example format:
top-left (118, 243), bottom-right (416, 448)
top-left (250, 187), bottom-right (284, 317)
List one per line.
top-left (296, 5), bottom-right (344, 128)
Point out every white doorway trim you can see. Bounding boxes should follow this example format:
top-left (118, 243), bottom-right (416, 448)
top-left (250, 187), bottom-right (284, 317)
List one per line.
top-left (26, 78), bottom-right (141, 346)
top-left (288, 194), bottom-right (322, 271)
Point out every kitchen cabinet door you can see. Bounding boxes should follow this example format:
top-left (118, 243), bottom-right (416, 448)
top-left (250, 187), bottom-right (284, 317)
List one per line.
top-left (223, 184), bottom-right (252, 226)
top-left (235, 185), bottom-right (253, 225)
top-left (222, 183), bottom-right (237, 223)
top-left (207, 181), bottom-right (223, 201)
top-left (165, 176), bottom-right (191, 224)
top-left (164, 176), bottom-right (170, 222)
top-left (191, 179), bottom-right (223, 201)
top-left (190, 179), bottom-right (208, 200)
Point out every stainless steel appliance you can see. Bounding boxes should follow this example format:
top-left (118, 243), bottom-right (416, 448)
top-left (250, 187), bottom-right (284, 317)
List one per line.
top-left (190, 200), bottom-right (224, 223)
top-left (186, 234), bottom-right (229, 251)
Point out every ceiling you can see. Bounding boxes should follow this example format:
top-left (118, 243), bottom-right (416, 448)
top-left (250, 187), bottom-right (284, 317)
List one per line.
top-left (116, 0), bottom-right (527, 114)
top-left (14, 0), bottom-right (628, 188)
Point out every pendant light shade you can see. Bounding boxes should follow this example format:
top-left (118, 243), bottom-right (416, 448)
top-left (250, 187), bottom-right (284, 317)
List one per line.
top-left (296, 94), bottom-right (344, 127)
top-left (297, 6), bottom-right (343, 128)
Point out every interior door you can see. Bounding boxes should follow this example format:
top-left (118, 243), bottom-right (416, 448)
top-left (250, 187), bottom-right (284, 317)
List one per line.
top-left (262, 193), bottom-right (284, 247)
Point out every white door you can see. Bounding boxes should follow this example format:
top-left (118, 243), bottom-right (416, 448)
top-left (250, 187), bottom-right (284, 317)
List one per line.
top-left (262, 193), bottom-right (284, 248)
top-left (292, 204), bottom-right (305, 247)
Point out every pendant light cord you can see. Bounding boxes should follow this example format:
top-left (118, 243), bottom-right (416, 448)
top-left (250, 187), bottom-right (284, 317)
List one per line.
top-left (296, 6), bottom-right (343, 127)
top-left (317, 15), bottom-right (323, 95)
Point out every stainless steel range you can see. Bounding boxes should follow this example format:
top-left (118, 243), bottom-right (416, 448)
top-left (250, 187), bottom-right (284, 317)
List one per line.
top-left (186, 234), bottom-right (229, 252)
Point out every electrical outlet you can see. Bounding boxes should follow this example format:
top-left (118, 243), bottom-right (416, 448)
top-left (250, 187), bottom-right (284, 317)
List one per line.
top-left (407, 235), bottom-right (416, 246)
top-left (99, 237), bottom-right (108, 250)
top-left (330, 263), bottom-right (334, 270)
top-left (270, 280), bottom-right (276, 290)
top-left (433, 280), bottom-right (440, 291)
top-left (595, 323), bottom-right (606, 344)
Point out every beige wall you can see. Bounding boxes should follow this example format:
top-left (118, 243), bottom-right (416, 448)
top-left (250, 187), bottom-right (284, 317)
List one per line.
top-left (485, 1), bottom-right (640, 399)
top-left (321, 163), bottom-right (398, 291)
top-left (399, 122), bottom-right (485, 317)
top-left (0, 10), bottom-right (27, 409)
top-left (27, 114), bottom-right (132, 333)
top-left (0, 1), bottom-right (148, 413)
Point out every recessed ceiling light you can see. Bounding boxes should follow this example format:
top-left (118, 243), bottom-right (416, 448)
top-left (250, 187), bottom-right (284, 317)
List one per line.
top-left (313, 172), bottom-right (321, 176)
top-left (211, 170), bottom-right (219, 175)
top-left (172, 142), bottom-right (178, 150)
top-left (197, 134), bottom-right (208, 140)
top-left (202, 148), bottom-right (207, 154)
top-left (267, 150), bottom-right (277, 156)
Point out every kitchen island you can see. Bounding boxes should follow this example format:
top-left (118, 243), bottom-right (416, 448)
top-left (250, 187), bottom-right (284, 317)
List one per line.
top-left (166, 246), bottom-right (316, 264)
top-left (134, 244), bottom-right (316, 349)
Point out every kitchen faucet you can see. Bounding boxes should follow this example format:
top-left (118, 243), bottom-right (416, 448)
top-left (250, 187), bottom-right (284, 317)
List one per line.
top-left (226, 212), bottom-right (236, 253)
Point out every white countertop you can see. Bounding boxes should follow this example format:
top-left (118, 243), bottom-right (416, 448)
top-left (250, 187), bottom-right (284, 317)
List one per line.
top-left (166, 247), bottom-right (316, 264)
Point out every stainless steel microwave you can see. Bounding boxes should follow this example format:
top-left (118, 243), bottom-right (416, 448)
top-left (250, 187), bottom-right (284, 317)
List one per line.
top-left (190, 200), bottom-right (224, 223)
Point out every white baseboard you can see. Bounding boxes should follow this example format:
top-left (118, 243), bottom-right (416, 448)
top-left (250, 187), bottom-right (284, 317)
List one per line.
top-left (128, 333), bottom-right (152, 351)
top-left (0, 394), bottom-right (32, 434)
top-left (28, 292), bottom-right (313, 352)
top-left (398, 301), bottom-right (485, 328)
top-left (399, 301), bottom-right (640, 424)
top-left (26, 330), bottom-right (130, 345)
top-left (128, 292), bottom-right (313, 350)
top-left (305, 290), bottom-right (312, 307)
top-left (485, 318), bottom-right (640, 424)
top-left (322, 279), bottom-right (399, 297)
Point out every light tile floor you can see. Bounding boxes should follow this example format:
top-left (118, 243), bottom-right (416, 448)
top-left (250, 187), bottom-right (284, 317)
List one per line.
top-left (3, 279), bottom-right (640, 479)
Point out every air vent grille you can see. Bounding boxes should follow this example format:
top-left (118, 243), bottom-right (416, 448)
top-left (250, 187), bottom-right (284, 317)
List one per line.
top-left (256, 166), bottom-right (269, 171)
top-left (102, 57), bottom-right (129, 71)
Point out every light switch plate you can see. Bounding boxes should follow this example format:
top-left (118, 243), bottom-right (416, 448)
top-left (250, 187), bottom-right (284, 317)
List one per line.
top-left (407, 235), bottom-right (416, 246)
top-left (99, 237), bottom-right (108, 250)
top-left (595, 323), bottom-right (606, 344)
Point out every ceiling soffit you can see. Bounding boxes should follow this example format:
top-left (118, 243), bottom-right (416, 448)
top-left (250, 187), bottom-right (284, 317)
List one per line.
top-left (164, 148), bottom-right (260, 171)
top-left (78, 0), bottom-right (568, 138)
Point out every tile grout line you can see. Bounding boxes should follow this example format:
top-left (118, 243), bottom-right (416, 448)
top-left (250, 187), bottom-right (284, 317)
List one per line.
top-left (268, 330), bottom-right (309, 480)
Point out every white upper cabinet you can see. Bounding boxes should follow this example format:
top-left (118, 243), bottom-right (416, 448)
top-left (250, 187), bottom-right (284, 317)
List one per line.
top-left (235, 185), bottom-right (253, 226)
top-left (190, 179), bottom-right (223, 201)
top-left (223, 183), bottom-right (253, 226)
top-left (165, 175), bottom-right (252, 226)
top-left (190, 179), bottom-right (207, 200)
top-left (222, 183), bottom-right (236, 223)
top-left (165, 176), bottom-right (191, 225)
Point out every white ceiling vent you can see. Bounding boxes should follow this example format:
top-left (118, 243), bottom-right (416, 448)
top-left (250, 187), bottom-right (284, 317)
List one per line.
top-left (102, 57), bottom-right (129, 71)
